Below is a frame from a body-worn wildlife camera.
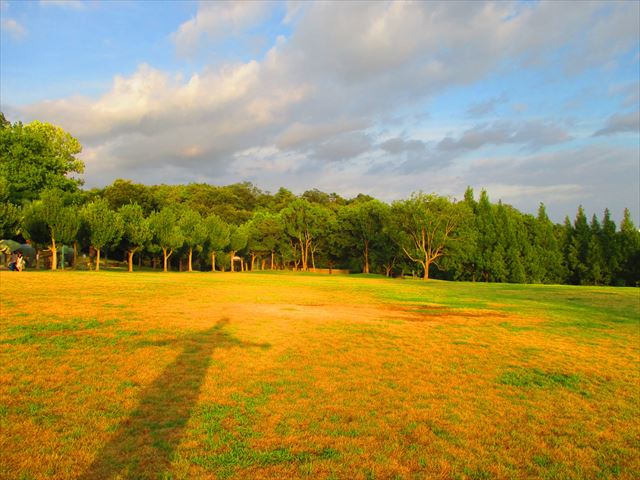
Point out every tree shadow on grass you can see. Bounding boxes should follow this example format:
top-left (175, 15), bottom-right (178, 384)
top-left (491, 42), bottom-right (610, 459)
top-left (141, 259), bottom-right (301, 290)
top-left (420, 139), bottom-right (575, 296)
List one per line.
top-left (79, 317), bottom-right (270, 479)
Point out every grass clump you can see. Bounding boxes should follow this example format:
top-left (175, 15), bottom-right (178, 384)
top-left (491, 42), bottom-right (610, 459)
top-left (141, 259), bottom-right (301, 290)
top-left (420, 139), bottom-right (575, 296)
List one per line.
top-left (498, 367), bottom-right (581, 390)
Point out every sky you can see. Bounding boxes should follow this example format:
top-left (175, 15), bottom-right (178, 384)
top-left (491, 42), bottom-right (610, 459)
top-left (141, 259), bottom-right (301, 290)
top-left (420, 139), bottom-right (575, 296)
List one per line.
top-left (1, 0), bottom-right (639, 224)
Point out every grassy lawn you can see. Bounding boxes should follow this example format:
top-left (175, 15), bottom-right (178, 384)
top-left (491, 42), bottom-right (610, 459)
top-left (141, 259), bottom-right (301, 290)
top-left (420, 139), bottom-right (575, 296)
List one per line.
top-left (0, 271), bottom-right (638, 479)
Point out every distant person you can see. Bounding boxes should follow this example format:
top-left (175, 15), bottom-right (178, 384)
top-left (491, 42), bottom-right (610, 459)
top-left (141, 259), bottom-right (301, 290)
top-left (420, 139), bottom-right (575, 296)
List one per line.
top-left (9, 252), bottom-right (25, 271)
top-left (16, 252), bottom-right (25, 271)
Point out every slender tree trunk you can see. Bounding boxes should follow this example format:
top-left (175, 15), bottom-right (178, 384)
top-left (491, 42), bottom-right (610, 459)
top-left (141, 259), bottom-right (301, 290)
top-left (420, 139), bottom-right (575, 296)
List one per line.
top-left (250, 253), bottom-right (255, 271)
top-left (211, 252), bottom-right (216, 272)
top-left (271, 251), bottom-right (275, 270)
top-left (261, 258), bottom-right (265, 270)
top-left (35, 249), bottom-right (40, 270)
top-left (311, 249), bottom-right (316, 270)
top-left (363, 242), bottom-right (369, 274)
top-left (127, 249), bottom-right (135, 272)
top-left (73, 241), bottom-right (78, 268)
top-left (230, 251), bottom-right (236, 272)
top-left (95, 248), bottom-right (101, 272)
top-left (423, 258), bottom-right (429, 280)
top-left (188, 248), bottom-right (193, 272)
top-left (51, 238), bottom-right (57, 271)
top-left (162, 248), bottom-right (169, 272)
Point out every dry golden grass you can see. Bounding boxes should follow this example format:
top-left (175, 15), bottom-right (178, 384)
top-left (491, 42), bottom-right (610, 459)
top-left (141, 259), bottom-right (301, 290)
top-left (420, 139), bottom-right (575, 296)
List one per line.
top-left (0, 271), bottom-right (638, 479)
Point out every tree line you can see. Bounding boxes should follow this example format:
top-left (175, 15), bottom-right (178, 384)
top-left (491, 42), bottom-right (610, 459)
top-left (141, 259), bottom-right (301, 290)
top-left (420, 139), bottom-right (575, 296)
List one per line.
top-left (1, 115), bottom-right (638, 285)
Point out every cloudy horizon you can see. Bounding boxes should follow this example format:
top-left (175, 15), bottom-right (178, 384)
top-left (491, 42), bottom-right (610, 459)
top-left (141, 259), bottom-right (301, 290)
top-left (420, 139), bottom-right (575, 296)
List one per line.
top-left (1, 0), bottom-right (639, 224)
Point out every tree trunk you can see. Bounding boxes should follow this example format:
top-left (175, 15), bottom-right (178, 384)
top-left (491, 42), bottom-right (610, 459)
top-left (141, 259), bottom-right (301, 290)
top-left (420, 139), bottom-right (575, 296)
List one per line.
top-left (51, 238), bottom-right (57, 271)
top-left (127, 250), bottom-right (135, 272)
top-left (211, 252), bottom-right (216, 272)
top-left (271, 251), bottom-right (275, 270)
top-left (162, 248), bottom-right (169, 272)
top-left (230, 250), bottom-right (236, 272)
top-left (250, 253), bottom-right (255, 271)
top-left (311, 249), bottom-right (316, 270)
top-left (363, 242), bottom-right (369, 274)
top-left (188, 248), bottom-right (193, 272)
top-left (423, 259), bottom-right (429, 280)
top-left (96, 248), bottom-right (101, 271)
top-left (261, 258), bottom-right (265, 270)
top-left (73, 241), bottom-right (78, 268)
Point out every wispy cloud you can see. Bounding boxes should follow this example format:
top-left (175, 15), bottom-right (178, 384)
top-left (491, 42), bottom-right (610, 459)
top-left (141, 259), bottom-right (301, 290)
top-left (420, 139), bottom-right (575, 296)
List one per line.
top-left (39, 0), bottom-right (86, 10)
top-left (593, 111), bottom-right (640, 136)
top-left (466, 93), bottom-right (508, 117)
top-left (1, 18), bottom-right (26, 39)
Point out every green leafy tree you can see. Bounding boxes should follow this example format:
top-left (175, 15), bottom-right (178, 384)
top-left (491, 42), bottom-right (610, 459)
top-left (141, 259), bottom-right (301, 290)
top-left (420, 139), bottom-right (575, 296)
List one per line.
top-left (204, 214), bottom-right (230, 272)
top-left (246, 212), bottom-right (284, 270)
top-left (83, 198), bottom-right (123, 271)
top-left (119, 203), bottom-right (151, 272)
top-left (22, 189), bottom-right (79, 270)
top-left (0, 119), bottom-right (84, 203)
top-left (149, 207), bottom-right (184, 272)
top-left (337, 200), bottom-right (388, 273)
top-left (103, 179), bottom-right (155, 215)
top-left (228, 224), bottom-right (249, 272)
top-left (391, 193), bottom-right (469, 280)
top-left (0, 202), bottom-right (21, 239)
top-left (280, 199), bottom-right (330, 271)
top-left (179, 208), bottom-right (207, 272)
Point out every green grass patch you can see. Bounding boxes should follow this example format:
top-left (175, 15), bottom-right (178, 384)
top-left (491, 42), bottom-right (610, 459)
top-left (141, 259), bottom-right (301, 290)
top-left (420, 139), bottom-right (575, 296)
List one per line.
top-left (498, 367), bottom-right (581, 390)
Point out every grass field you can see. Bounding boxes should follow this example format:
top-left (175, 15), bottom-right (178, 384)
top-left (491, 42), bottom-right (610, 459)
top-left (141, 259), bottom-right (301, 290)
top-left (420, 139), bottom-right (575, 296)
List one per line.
top-left (0, 271), bottom-right (638, 480)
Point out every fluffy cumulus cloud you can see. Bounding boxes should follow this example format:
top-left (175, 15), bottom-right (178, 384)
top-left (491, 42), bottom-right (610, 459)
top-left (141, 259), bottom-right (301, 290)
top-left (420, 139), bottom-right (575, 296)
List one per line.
top-left (4, 0), bottom-right (640, 221)
top-left (172, 1), bottom-right (273, 57)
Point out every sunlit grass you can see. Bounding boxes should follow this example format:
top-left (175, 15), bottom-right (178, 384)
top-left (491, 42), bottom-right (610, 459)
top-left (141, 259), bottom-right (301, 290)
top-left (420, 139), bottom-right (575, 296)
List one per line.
top-left (1, 271), bottom-right (638, 479)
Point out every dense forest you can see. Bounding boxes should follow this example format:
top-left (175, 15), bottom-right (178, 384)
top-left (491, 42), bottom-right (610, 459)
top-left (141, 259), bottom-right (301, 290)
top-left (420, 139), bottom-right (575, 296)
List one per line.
top-left (1, 115), bottom-right (639, 285)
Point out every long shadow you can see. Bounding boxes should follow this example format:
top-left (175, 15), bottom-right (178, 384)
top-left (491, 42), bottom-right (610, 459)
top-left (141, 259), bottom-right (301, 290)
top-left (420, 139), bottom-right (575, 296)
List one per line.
top-left (79, 318), bottom-right (270, 479)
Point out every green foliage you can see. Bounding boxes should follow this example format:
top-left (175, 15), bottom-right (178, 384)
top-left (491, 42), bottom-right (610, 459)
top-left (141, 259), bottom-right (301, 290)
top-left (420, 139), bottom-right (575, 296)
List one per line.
top-left (391, 193), bottom-right (469, 280)
top-left (149, 207), bottom-right (184, 253)
top-left (205, 214), bottom-right (230, 253)
top-left (82, 198), bottom-right (123, 250)
top-left (0, 119), bottom-right (84, 203)
top-left (0, 202), bottom-right (22, 238)
top-left (337, 200), bottom-right (390, 273)
top-left (246, 212), bottom-right (284, 256)
top-left (179, 208), bottom-right (207, 249)
top-left (229, 224), bottom-right (249, 253)
top-left (118, 203), bottom-right (151, 251)
top-left (104, 179), bottom-right (155, 214)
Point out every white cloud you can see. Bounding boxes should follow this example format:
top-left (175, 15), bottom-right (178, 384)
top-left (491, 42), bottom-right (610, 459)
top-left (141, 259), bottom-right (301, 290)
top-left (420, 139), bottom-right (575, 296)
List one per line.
top-left (1, 18), bottom-right (26, 39)
top-left (172, 1), bottom-right (272, 57)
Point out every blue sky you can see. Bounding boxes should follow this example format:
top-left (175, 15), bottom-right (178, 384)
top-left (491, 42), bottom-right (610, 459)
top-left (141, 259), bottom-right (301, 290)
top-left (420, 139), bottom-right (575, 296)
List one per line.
top-left (1, 0), bottom-right (638, 224)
